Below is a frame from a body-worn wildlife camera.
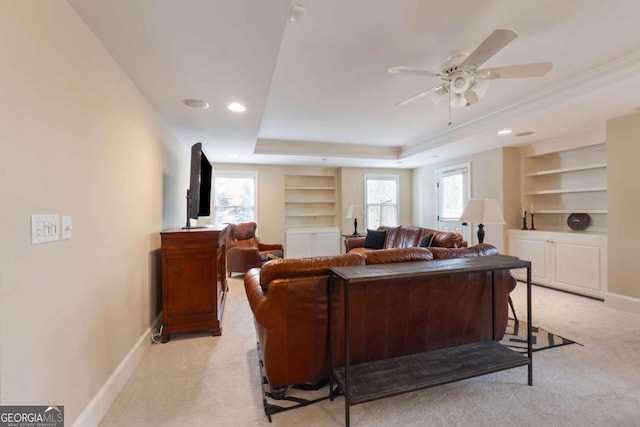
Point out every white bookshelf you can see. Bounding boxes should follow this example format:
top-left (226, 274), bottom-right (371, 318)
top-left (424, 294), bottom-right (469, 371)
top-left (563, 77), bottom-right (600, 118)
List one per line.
top-left (521, 136), bottom-right (607, 232)
top-left (284, 174), bottom-right (337, 228)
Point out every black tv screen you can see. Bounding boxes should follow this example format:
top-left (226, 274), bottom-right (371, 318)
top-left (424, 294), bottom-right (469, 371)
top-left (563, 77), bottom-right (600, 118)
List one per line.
top-left (186, 142), bottom-right (213, 225)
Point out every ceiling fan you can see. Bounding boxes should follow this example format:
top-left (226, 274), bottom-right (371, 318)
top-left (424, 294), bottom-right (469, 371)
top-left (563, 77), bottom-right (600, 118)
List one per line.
top-left (389, 29), bottom-right (552, 110)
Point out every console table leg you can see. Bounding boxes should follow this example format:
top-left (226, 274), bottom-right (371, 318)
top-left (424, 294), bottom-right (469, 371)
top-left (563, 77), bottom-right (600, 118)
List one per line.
top-left (345, 403), bottom-right (350, 427)
top-left (527, 266), bottom-right (533, 386)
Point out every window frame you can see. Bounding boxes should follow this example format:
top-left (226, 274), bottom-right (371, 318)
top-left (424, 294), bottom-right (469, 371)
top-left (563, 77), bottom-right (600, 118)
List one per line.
top-left (364, 173), bottom-right (400, 230)
top-left (212, 170), bottom-right (258, 224)
top-left (434, 162), bottom-right (471, 241)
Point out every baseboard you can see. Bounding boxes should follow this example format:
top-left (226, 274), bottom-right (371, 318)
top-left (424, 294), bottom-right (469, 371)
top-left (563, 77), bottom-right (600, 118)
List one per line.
top-left (73, 314), bottom-right (162, 427)
top-left (604, 292), bottom-right (640, 315)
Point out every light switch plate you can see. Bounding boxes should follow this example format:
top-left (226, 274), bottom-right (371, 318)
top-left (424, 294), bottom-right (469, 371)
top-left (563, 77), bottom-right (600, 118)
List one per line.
top-left (31, 214), bottom-right (59, 244)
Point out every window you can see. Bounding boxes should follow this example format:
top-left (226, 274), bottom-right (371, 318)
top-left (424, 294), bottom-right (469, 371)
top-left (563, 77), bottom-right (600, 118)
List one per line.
top-left (435, 163), bottom-right (470, 241)
top-left (439, 172), bottom-right (465, 220)
top-left (213, 171), bottom-right (257, 224)
top-left (365, 174), bottom-right (399, 229)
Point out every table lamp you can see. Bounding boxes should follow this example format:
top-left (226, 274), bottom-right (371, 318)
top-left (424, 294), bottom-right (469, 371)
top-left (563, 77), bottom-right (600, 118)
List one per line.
top-left (459, 198), bottom-right (506, 244)
top-left (346, 204), bottom-right (365, 236)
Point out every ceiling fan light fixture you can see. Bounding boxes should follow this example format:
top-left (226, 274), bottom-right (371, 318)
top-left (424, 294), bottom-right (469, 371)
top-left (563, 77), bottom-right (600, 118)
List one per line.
top-left (450, 93), bottom-right (467, 108)
top-left (449, 72), bottom-right (472, 94)
top-left (430, 86), bottom-right (447, 106)
top-left (465, 89), bottom-right (480, 105)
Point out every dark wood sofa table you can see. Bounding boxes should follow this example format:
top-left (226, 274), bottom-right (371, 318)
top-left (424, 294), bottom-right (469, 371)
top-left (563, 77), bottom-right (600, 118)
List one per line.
top-left (329, 255), bottom-right (532, 426)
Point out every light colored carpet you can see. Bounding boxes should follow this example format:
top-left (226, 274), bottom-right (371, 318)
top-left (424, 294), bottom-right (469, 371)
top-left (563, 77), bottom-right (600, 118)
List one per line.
top-left (100, 277), bottom-right (640, 427)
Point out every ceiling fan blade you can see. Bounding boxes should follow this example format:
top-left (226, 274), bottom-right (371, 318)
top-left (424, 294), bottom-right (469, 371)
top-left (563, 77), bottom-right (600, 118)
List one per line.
top-left (395, 85), bottom-right (444, 107)
top-left (388, 66), bottom-right (443, 78)
top-left (477, 62), bottom-right (553, 79)
top-left (460, 29), bottom-right (518, 69)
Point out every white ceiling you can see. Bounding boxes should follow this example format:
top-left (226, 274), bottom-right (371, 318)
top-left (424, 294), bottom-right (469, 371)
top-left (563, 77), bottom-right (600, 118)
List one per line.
top-left (68, 0), bottom-right (640, 169)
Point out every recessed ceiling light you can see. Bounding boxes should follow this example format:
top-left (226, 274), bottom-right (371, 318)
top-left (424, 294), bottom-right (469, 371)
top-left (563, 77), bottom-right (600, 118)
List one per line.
top-left (516, 131), bottom-right (534, 137)
top-left (183, 99), bottom-right (210, 109)
top-left (227, 102), bottom-right (246, 112)
top-left (497, 129), bottom-right (512, 135)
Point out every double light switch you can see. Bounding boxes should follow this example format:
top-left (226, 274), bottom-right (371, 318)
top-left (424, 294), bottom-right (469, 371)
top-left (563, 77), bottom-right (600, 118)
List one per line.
top-left (31, 214), bottom-right (72, 244)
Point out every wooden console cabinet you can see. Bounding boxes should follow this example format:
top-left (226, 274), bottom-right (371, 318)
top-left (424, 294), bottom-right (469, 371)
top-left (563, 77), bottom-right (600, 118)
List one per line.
top-left (160, 226), bottom-right (227, 342)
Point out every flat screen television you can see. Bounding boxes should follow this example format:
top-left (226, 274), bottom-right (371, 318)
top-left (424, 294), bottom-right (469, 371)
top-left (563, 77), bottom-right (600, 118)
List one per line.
top-left (184, 142), bottom-right (213, 228)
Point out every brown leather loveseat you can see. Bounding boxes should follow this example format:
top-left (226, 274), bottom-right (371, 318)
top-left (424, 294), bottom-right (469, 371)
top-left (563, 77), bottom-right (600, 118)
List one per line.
top-left (344, 224), bottom-right (467, 253)
top-left (244, 244), bottom-right (515, 399)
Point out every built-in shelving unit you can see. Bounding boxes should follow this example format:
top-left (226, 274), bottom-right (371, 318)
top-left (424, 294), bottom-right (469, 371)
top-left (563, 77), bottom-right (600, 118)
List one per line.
top-left (508, 127), bottom-right (609, 298)
top-left (284, 174), bottom-right (337, 228)
top-left (520, 131), bottom-right (607, 232)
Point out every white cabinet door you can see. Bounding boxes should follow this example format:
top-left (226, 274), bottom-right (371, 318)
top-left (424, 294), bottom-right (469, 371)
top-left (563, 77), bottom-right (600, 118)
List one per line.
top-left (507, 230), bottom-right (607, 299)
top-left (508, 232), bottom-right (551, 284)
top-left (314, 231), bottom-right (340, 257)
top-left (552, 237), bottom-right (605, 297)
top-left (286, 227), bottom-right (340, 258)
top-left (286, 232), bottom-right (315, 258)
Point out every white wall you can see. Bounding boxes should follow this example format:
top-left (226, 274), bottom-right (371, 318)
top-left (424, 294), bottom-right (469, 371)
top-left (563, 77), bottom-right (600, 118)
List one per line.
top-left (0, 2), bottom-right (185, 424)
top-left (607, 113), bottom-right (640, 301)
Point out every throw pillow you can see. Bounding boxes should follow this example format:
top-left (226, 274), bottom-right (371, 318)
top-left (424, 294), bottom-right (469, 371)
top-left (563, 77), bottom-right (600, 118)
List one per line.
top-left (419, 234), bottom-right (434, 248)
top-left (363, 229), bottom-right (386, 249)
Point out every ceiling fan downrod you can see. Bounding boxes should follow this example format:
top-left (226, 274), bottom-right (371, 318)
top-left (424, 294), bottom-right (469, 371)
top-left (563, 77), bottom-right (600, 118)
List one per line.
top-left (448, 81), bottom-right (452, 126)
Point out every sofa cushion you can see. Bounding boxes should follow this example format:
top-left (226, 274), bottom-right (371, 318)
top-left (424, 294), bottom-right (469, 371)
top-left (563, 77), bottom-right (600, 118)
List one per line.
top-left (429, 243), bottom-right (498, 259)
top-left (378, 225), bottom-right (423, 248)
top-left (430, 231), bottom-right (465, 248)
top-left (363, 247), bottom-right (434, 264)
top-left (364, 229), bottom-right (386, 249)
top-left (419, 234), bottom-right (434, 247)
top-left (258, 252), bottom-right (365, 290)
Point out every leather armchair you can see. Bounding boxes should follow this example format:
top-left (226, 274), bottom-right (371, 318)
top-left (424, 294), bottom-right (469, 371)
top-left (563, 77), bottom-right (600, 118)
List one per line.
top-left (225, 222), bottom-right (284, 277)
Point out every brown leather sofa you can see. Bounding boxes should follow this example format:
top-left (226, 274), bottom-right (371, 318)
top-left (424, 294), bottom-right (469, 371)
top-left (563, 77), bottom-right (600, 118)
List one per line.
top-left (244, 244), bottom-right (515, 398)
top-left (225, 222), bottom-right (284, 277)
top-left (344, 224), bottom-right (467, 253)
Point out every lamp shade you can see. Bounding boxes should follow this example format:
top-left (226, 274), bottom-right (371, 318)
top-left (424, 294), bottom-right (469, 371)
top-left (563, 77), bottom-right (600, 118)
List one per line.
top-left (346, 204), bottom-right (364, 219)
top-left (460, 199), bottom-right (506, 224)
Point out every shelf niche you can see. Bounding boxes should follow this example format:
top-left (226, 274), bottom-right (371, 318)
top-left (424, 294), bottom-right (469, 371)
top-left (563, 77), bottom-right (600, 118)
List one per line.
top-left (520, 128), bottom-right (607, 233)
top-left (284, 174), bottom-right (337, 228)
